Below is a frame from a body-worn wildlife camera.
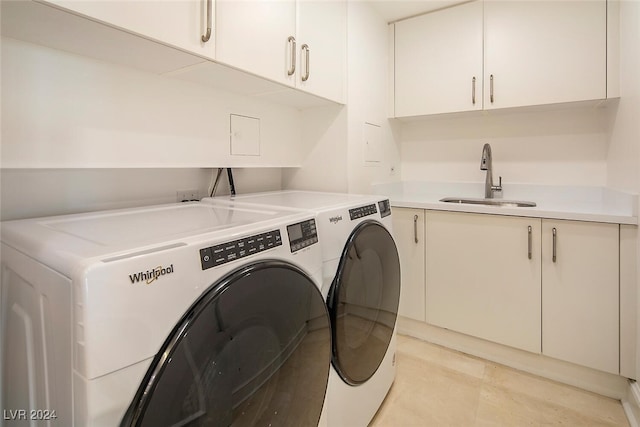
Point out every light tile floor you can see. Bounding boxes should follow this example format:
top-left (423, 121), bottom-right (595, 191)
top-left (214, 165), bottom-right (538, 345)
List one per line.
top-left (370, 335), bottom-right (630, 426)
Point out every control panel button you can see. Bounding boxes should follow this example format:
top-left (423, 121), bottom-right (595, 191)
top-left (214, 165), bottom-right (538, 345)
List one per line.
top-left (200, 248), bottom-right (215, 270)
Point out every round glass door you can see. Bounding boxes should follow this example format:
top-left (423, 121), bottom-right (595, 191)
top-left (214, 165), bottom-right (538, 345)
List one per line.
top-left (121, 260), bottom-right (331, 427)
top-left (327, 220), bottom-right (401, 386)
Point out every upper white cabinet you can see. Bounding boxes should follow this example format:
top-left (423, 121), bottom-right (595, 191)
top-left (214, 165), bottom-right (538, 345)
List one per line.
top-left (1, 0), bottom-right (344, 109)
top-left (216, 0), bottom-right (346, 103)
top-left (42, 0), bottom-right (215, 60)
top-left (296, 0), bottom-right (346, 103)
top-left (484, 0), bottom-right (606, 110)
top-left (393, 0), bottom-right (610, 117)
top-left (392, 208), bottom-right (426, 322)
top-left (216, 1), bottom-right (296, 86)
top-left (541, 220), bottom-right (619, 375)
top-left (0, 0), bottom-right (208, 74)
top-left (394, 1), bottom-right (483, 117)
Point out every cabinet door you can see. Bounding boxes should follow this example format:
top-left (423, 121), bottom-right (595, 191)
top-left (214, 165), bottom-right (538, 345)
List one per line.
top-left (484, 0), bottom-right (606, 109)
top-left (426, 211), bottom-right (541, 353)
top-left (542, 220), bottom-right (619, 374)
top-left (392, 208), bottom-right (426, 322)
top-left (296, 0), bottom-right (346, 103)
top-left (48, 0), bottom-right (215, 60)
top-left (394, 1), bottom-right (483, 117)
top-left (216, 0), bottom-right (296, 87)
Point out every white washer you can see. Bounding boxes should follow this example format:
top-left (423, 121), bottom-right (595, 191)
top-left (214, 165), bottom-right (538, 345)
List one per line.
top-left (1, 202), bottom-right (330, 426)
top-left (203, 191), bottom-right (401, 427)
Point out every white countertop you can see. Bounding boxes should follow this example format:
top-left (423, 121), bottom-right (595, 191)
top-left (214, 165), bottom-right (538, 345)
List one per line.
top-left (372, 181), bottom-right (638, 225)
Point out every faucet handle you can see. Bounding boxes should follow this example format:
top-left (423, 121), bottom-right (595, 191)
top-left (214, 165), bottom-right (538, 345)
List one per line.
top-left (492, 176), bottom-right (503, 193)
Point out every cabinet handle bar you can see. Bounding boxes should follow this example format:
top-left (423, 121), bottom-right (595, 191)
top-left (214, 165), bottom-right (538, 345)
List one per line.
top-left (552, 227), bottom-right (557, 263)
top-left (490, 74), bottom-right (494, 104)
top-left (413, 215), bottom-right (419, 244)
top-left (287, 36), bottom-right (296, 76)
top-left (302, 44), bottom-right (310, 81)
top-left (472, 76), bottom-right (476, 105)
top-left (527, 225), bottom-right (532, 259)
top-left (201, 0), bottom-right (212, 42)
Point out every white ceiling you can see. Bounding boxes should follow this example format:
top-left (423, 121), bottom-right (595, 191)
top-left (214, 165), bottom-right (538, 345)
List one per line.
top-left (367, 0), bottom-right (465, 23)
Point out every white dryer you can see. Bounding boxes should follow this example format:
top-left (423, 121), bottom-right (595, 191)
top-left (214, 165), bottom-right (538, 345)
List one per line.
top-left (203, 191), bottom-right (401, 427)
top-left (1, 202), bottom-right (330, 426)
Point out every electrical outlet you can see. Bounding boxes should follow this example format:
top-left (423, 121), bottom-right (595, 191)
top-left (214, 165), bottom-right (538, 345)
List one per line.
top-left (176, 189), bottom-right (201, 202)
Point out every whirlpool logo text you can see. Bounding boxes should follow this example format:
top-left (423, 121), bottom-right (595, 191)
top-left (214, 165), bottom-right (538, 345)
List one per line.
top-left (129, 264), bottom-right (174, 285)
top-left (329, 215), bottom-right (343, 224)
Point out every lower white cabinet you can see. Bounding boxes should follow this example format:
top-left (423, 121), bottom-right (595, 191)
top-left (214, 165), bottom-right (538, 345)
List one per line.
top-left (426, 211), bottom-right (542, 353)
top-left (412, 210), bottom-right (621, 374)
top-left (392, 208), bottom-right (426, 322)
top-left (541, 220), bottom-right (619, 374)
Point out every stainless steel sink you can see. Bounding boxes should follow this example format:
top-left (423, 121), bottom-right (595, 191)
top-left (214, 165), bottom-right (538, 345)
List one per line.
top-left (440, 197), bottom-right (536, 208)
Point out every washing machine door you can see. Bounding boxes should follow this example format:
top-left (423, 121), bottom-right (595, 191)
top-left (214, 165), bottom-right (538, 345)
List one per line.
top-left (121, 260), bottom-right (331, 427)
top-left (327, 220), bottom-right (401, 386)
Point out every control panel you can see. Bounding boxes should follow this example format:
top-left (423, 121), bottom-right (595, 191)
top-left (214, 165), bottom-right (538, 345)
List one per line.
top-left (349, 204), bottom-right (378, 220)
top-left (199, 230), bottom-right (282, 270)
top-left (378, 199), bottom-right (391, 218)
top-left (287, 219), bottom-right (318, 253)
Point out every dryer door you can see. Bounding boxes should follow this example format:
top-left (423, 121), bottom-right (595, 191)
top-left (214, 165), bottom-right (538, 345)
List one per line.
top-left (121, 260), bottom-right (331, 427)
top-left (327, 220), bottom-right (401, 385)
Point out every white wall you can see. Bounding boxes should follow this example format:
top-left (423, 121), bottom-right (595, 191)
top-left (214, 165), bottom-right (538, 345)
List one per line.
top-left (605, 0), bottom-right (640, 381)
top-left (607, 1), bottom-right (640, 194)
top-left (1, 38), bottom-right (303, 168)
top-left (0, 38), bottom-right (296, 220)
top-left (283, 1), bottom-right (402, 195)
top-left (0, 2), bottom-right (401, 223)
top-left (0, 168), bottom-right (282, 220)
top-left (346, 1), bottom-right (402, 194)
top-left (281, 105), bottom-right (349, 192)
top-left (399, 105), bottom-right (614, 187)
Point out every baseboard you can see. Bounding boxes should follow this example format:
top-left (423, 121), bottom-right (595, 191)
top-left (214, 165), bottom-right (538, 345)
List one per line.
top-left (623, 381), bottom-right (640, 427)
top-left (398, 317), bottom-right (629, 399)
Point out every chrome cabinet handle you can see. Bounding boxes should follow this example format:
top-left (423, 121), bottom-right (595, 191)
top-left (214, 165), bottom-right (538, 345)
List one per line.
top-left (201, 0), bottom-right (212, 42)
top-left (490, 74), bottom-right (494, 103)
top-left (472, 76), bottom-right (476, 105)
top-left (413, 215), bottom-right (419, 244)
top-left (527, 226), bottom-right (532, 259)
top-left (552, 227), bottom-right (557, 263)
top-left (301, 44), bottom-right (310, 81)
top-left (287, 36), bottom-right (296, 76)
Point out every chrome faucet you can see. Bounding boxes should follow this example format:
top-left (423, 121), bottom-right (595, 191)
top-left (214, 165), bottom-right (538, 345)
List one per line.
top-left (480, 143), bottom-right (502, 198)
